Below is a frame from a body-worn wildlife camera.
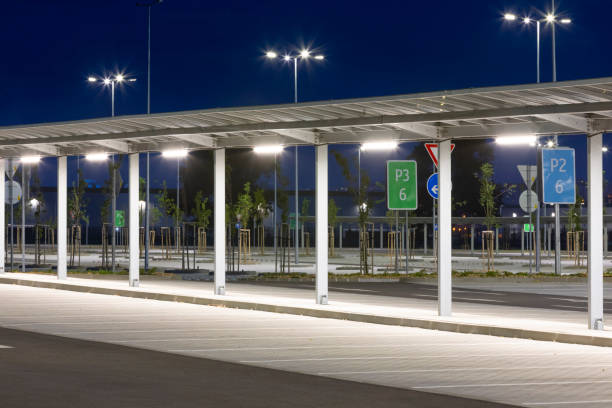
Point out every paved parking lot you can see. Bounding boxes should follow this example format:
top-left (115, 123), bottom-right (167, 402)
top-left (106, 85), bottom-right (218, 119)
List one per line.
top-left (2, 284), bottom-right (612, 407)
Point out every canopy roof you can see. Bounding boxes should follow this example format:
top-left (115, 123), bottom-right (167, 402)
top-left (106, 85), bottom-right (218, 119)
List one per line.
top-left (2, 77), bottom-right (612, 157)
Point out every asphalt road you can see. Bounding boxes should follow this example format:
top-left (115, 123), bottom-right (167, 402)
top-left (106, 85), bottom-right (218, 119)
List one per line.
top-left (243, 280), bottom-right (612, 313)
top-left (3, 284), bottom-right (612, 407)
top-left (0, 327), bottom-right (510, 408)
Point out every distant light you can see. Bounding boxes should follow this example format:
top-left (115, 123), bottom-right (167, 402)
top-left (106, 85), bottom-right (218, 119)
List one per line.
top-left (495, 135), bottom-right (537, 146)
top-left (138, 200), bottom-right (146, 211)
top-left (512, 212), bottom-right (517, 218)
top-left (603, 146), bottom-right (609, 152)
top-left (360, 141), bottom-right (398, 151)
top-left (360, 203), bottom-right (368, 211)
top-left (266, 51), bottom-right (277, 59)
top-left (115, 74), bottom-right (124, 82)
top-left (300, 49), bottom-right (311, 58)
top-left (86, 153), bottom-right (108, 162)
top-left (547, 140), bottom-right (555, 147)
top-left (551, 212), bottom-right (556, 217)
top-left (560, 18), bottom-right (571, 24)
top-left (253, 145), bottom-right (284, 154)
top-left (162, 149), bottom-right (188, 158)
top-left (128, 78), bottom-right (137, 82)
top-left (523, 17), bottom-right (531, 24)
top-left (29, 198), bottom-right (39, 209)
top-left (103, 78), bottom-right (111, 85)
top-left (87, 77), bottom-right (97, 82)
top-left (546, 14), bottom-right (555, 23)
top-left (314, 55), bottom-right (324, 60)
top-left (283, 55), bottom-right (292, 62)
top-left (504, 13), bottom-right (517, 21)
top-left (20, 155), bottom-right (41, 164)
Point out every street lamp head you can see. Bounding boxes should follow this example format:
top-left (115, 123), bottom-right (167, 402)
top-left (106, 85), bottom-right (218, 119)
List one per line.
top-left (20, 155), bottom-right (41, 164)
top-left (545, 14), bottom-right (555, 23)
top-left (128, 78), bottom-right (137, 82)
top-left (523, 17), bottom-right (531, 24)
top-left (86, 153), bottom-right (108, 162)
top-left (547, 140), bottom-right (555, 147)
top-left (504, 13), bottom-right (517, 21)
top-left (560, 18), bottom-right (571, 24)
top-left (314, 55), bottom-right (324, 60)
top-left (103, 78), bottom-right (111, 85)
top-left (115, 74), bottom-right (124, 82)
top-left (253, 145), bottom-right (284, 154)
top-left (495, 135), bottom-right (537, 146)
top-left (300, 49), bottom-right (311, 58)
top-left (162, 149), bottom-right (189, 158)
top-left (603, 146), bottom-right (609, 152)
top-left (87, 76), bottom-right (97, 82)
top-left (283, 55), bottom-right (291, 62)
top-left (360, 141), bottom-right (398, 151)
top-left (265, 51), bottom-right (278, 59)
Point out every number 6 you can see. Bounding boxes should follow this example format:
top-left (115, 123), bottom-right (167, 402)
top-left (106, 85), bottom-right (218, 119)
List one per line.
top-left (399, 188), bottom-right (407, 200)
top-left (555, 180), bottom-right (563, 194)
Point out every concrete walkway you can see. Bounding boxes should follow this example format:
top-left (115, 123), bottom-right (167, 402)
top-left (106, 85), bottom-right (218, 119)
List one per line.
top-left (1, 272), bottom-right (611, 348)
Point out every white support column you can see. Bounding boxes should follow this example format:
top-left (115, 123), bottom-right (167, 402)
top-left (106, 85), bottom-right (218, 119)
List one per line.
top-left (438, 140), bottom-right (452, 316)
top-left (214, 148), bottom-right (226, 295)
top-left (57, 156), bottom-right (67, 280)
top-left (0, 160), bottom-right (4, 274)
top-left (128, 153), bottom-right (140, 287)
top-left (315, 144), bottom-right (328, 305)
top-left (588, 133), bottom-right (604, 330)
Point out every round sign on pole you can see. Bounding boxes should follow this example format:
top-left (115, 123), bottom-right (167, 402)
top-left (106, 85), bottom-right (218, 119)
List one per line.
top-left (519, 190), bottom-right (538, 213)
top-left (427, 173), bottom-right (439, 199)
top-left (4, 180), bottom-right (21, 205)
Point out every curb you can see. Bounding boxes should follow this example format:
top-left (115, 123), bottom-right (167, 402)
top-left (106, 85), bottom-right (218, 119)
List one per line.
top-left (1, 276), bottom-right (610, 348)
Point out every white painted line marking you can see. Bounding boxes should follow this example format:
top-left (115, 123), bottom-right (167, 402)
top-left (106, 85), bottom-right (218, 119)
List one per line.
top-left (168, 341), bottom-right (519, 353)
top-left (56, 325), bottom-right (379, 335)
top-left (415, 380), bottom-right (612, 390)
top-left (523, 400), bottom-right (612, 406)
top-left (240, 351), bottom-right (607, 364)
top-left (110, 333), bottom-right (446, 343)
top-left (329, 287), bottom-right (379, 293)
top-left (319, 363), bottom-right (612, 375)
top-left (0, 345), bottom-right (13, 349)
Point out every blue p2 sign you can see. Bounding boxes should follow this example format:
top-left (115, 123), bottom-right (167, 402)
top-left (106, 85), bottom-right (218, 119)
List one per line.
top-left (541, 148), bottom-right (576, 204)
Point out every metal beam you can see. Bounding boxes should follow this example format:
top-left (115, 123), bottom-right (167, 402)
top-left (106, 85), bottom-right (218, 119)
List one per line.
top-left (91, 140), bottom-right (130, 153)
top-left (274, 129), bottom-right (317, 144)
top-left (392, 123), bottom-right (440, 139)
top-left (22, 144), bottom-right (59, 156)
top-left (535, 114), bottom-right (593, 133)
top-left (173, 133), bottom-right (216, 148)
top-left (588, 133), bottom-right (604, 330)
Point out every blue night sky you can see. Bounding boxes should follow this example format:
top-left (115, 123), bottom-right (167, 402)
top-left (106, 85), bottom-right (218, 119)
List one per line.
top-left (0, 0), bottom-right (610, 200)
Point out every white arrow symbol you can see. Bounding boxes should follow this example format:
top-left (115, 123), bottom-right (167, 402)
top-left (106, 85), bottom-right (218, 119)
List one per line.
top-left (431, 185), bottom-right (439, 195)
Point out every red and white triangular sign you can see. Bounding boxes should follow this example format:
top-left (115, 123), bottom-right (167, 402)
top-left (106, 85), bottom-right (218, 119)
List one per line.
top-left (424, 143), bottom-right (455, 168)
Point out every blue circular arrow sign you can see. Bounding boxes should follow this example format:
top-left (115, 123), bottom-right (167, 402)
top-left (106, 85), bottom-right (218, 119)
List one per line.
top-left (427, 173), bottom-right (439, 199)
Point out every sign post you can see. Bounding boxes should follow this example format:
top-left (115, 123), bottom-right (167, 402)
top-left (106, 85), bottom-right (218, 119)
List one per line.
top-left (387, 160), bottom-right (417, 275)
top-left (542, 147), bottom-right (576, 276)
top-left (387, 161), bottom-right (417, 210)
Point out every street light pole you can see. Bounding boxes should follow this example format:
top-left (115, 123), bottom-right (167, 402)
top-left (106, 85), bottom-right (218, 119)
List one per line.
top-left (137, 0), bottom-right (162, 272)
top-left (266, 48), bottom-right (324, 266)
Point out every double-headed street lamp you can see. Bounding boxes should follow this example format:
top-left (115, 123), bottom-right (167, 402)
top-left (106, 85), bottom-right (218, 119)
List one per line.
top-left (503, 3), bottom-right (572, 275)
top-left (87, 74), bottom-right (137, 117)
top-left (503, 11), bottom-right (571, 83)
top-left (265, 47), bottom-right (324, 264)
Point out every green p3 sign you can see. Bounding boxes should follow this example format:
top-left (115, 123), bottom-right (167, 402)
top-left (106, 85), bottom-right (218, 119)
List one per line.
top-left (115, 210), bottom-right (125, 228)
top-left (387, 160), bottom-right (417, 210)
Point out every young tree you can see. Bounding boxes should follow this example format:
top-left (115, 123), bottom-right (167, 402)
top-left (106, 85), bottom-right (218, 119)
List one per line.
top-left (252, 188), bottom-right (269, 226)
top-left (193, 190), bottom-right (212, 231)
top-left (328, 199), bottom-right (340, 228)
top-left (478, 163), bottom-right (496, 231)
top-left (68, 169), bottom-right (88, 228)
top-left (234, 182), bottom-right (253, 227)
top-left (301, 198), bottom-right (310, 218)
